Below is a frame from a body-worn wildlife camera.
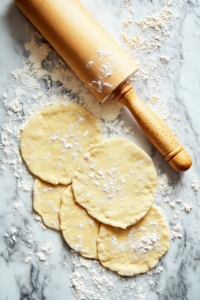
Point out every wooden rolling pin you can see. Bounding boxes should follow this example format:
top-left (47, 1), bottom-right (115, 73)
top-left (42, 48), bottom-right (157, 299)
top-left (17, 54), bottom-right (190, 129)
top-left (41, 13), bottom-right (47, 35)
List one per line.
top-left (15, 0), bottom-right (192, 172)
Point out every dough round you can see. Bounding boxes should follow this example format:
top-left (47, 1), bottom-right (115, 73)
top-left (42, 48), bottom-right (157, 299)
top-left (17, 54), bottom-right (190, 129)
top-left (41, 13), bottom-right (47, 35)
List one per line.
top-left (60, 185), bottom-right (100, 259)
top-left (73, 138), bottom-right (157, 228)
top-left (33, 178), bottom-right (67, 230)
top-left (97, 205), bottom-right (170, 276)
top-left (20, 104), bottom-right (103, 185)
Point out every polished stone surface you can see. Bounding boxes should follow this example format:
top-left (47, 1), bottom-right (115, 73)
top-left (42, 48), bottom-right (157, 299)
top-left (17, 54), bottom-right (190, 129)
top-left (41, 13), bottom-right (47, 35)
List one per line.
top-left (0, 0), bottom-right (200, 299)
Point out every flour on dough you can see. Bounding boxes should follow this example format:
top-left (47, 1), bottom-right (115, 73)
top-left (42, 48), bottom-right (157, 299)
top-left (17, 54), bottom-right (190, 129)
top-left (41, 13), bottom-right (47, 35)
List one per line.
top-left (97, 205), bottom-right (170, 276)
top-left (72, 138), bottom-right (157, 228)
top-left (33, 178), bottom-right (67, 230)
top-left (60, 185), bottom-right (100, 259)
top-left (20, 104), bottom-right (103, 185)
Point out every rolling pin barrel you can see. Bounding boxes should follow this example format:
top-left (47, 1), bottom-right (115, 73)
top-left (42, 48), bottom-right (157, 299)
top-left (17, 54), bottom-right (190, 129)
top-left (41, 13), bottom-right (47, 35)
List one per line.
top-left (15, 0), bottom-right (192, 172)
top-left (15, 0), bottom-right (138, 102)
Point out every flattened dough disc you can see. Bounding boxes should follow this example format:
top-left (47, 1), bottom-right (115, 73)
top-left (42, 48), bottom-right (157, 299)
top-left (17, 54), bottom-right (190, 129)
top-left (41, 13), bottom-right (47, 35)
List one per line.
top-left (60, 185), bottom-right (100, 259)
top-left (73, 138), bottom-right (157, 228)
top-left (33, 178), bottom-right (67, 230)
top-left (97, 205), bottom-right (170, 276)
top-left (20, 104), bottom-right (103, 185)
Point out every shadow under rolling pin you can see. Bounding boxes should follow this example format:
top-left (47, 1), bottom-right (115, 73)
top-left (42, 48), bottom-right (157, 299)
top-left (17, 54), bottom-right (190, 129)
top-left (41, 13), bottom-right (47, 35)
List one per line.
top-left (15, 0), bottom-right (192, 172)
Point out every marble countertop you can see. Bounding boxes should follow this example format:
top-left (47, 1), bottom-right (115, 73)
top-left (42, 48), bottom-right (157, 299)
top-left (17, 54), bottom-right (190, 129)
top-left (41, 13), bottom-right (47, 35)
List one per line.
top-left (0, 0), bottom-right (200, 299)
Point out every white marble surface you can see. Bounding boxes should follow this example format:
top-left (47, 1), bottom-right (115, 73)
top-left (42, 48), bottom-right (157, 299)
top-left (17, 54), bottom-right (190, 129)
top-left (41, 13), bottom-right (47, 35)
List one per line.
top-left (0, 0), bottom-right (200, 299)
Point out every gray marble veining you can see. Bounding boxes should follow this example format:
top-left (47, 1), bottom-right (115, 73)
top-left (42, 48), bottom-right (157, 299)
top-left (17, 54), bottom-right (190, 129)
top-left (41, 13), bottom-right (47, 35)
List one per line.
top-left (0, 0), bottom-right (200, 299)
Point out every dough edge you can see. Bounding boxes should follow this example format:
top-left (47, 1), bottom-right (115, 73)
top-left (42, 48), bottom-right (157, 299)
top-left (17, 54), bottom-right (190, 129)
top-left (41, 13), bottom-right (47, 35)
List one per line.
top-left (72, 138), bottom-right (157, 228)
top-left (97, 205), bottom-right (170, 276)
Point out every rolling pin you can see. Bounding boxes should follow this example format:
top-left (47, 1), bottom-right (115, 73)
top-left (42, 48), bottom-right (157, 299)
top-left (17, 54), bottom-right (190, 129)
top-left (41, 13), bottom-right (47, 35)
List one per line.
top-left (15, 0), bottom-right (192, 172)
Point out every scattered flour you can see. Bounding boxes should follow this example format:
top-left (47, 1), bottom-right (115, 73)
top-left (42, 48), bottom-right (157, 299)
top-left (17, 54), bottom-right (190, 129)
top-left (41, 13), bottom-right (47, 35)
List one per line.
top-left (191, 179), bottom-right (200, 192)
top-left (42, 242), bottom-right (53, 255)
top-left (12, 201), bottom-right (21, 211)
top-left (119, 1), bottom-right (182, 126)
top-left (149, 95), bottom-right (159, 104)
top-left (44, 278), bottom-right (50, 285)
top-left (69, 253), bottom-right (167, 300)
top-left (169, 201), bottom-right (175, 209)
top-left (171, 223), bottom-right (182, 240)
top-left (9, 99), bottom-right (22, 113)
top-left (0, 29), bottom-right (137, 197)
top-left (173, 211), bottom-right (180, 220)
top-left (158, 172), bottom-right (174, 196)
top-left (25, 256), bottom-right (32, 263)
top-left (175, 198), bottom-right (182, 204)
top-left (135, 6), bottom-right (179, 32)
top-left (173, 114), bottom-right (181, 121)
top-left (129, 231), bottom-right (161, 256)
top-left (3, 92), bottom-right (7, 99)
top-left (33, 213), bottom-right (46, 230)
top-left (69, 254), bottom-right (159, 300)
top-left (0, 2), bottom-right (196, 299)
top-left (164, 197), bottom-right (170, 203)
top-left (35, 243), bottom-right (53, 263)
top-left (36, 252), bottom-right (46, 261)
top-left (173, 224), bottom-right (182, 232)
top-left (10, 227), bottom-right (18, 236)
top-left (159, 55), bottom-right (169, 63)
top-left (4, 227), bottom-right (18, 246)
top-left (181, 203), bottom-right (193, 213)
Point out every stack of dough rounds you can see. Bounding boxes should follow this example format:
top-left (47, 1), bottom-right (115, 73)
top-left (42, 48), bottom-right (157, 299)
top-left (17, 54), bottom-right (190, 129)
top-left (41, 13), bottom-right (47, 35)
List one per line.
top-left (21, 103), bottom-right (170, 275)
top-left (33, 178), bottom-right (67, 230)
top-left (72, 138), bottom-right (157, 228)
top-left (60, 185), bottom-right (100, 259)
top-left (20, 104), bottom-right (103, 185)
top-left (97, 205), bottom-right (170, 276)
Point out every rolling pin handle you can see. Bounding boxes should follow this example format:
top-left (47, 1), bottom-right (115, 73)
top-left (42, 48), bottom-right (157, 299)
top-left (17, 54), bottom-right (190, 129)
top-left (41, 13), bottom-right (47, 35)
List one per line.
top-left (114, 83), bottom-right (192, 172)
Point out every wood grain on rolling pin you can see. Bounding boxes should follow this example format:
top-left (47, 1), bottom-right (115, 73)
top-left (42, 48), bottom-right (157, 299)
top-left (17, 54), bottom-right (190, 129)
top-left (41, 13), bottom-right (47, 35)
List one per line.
top-left (115, 84), bottom-right (192, 172)
top-left (16, 0), bottom-right (192, 172)
top-left (15, 0), bottom-right (138, 102)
